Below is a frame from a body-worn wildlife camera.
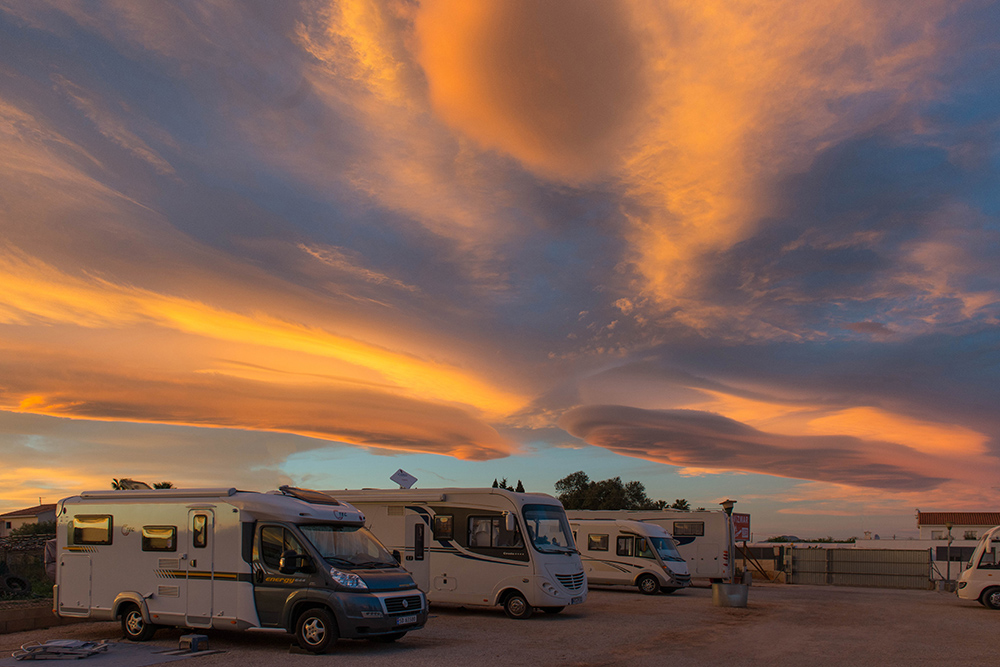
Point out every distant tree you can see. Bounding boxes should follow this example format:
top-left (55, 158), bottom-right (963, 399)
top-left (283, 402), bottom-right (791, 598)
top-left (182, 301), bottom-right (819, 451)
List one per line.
top-left (515, 480), bottom-right (525, 493)
top-left (111, 478), bottom-right (151, 490)
top-left (492, 479), bottom-right (499, 488)
top-left (10, 520), bottom-right (56, 537)
top-left (694, 507), bottom-right (705, 512)
top-left (152, 482), bottom-right (174, 489)
top-left (670, 499), bottom-right (691, 511)
top-left (554, 471), bottom-right (667, 510)
top-left (492, 478), bottom-right (514, 491)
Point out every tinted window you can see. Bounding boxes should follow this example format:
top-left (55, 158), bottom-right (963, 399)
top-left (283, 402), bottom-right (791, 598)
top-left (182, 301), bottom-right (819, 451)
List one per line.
top-left (433, 515), bottom-right (454, 540)
top-left (673, 521), bottom-right (705, 537)
top-left (192, 514), bottom-right (208, 548)
top-left (617, 535), bottom-right (634, 557)
top-left (588, 534), bottom-right (609, 551)
top-left (142, 525), bottom-right (177, 552)
top-left (259, 526), bottom-right (307, 570)
top-left (72, 515), bottom-right (112, 545)
top-left (468, 516), bottom-right (523, 548)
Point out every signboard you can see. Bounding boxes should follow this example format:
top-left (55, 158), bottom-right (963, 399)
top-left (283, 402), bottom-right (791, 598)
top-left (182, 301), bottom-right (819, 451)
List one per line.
top-left (390, 468), bottom-right (418, 489)
top-left (733, 513), bottom-right (751, 541)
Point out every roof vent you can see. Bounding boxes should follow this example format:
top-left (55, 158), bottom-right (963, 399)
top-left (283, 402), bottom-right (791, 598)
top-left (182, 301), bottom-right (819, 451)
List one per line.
top-left (278, 485), bottom-right (342, 506)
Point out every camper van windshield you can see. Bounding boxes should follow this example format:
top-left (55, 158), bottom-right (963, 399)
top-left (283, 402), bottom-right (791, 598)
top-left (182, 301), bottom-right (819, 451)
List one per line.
top-left (299, 525), bottom-right (397, 569)
top-left (649, 536), bottom-right (685, 562)
top-left (523, 504), bottom-right (576, 554)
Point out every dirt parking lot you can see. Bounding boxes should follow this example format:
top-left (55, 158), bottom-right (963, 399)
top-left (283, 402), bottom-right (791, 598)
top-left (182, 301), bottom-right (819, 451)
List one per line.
top-left (1, 584), bottom-right (995, 666)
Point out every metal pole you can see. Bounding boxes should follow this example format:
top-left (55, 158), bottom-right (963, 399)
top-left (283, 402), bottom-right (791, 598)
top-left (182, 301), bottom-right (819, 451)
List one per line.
top-left (946, 522), bottom-right (953, 587)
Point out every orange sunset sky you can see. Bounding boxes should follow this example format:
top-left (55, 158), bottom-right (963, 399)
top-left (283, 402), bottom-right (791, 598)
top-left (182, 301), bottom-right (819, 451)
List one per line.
top-left (2, 0), bottom-right (999, 537)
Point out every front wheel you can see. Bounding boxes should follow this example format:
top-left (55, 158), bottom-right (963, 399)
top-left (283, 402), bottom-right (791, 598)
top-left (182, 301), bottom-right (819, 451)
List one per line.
top-left (296, 607), bottom-right (338, 654)
top-left (503, 592), bottom-right (534, 619)
top-left (120, 604), bottom-right (157, 641)
top-left (982, 587), bottom-right (1000, 610)
top-left (637, 574), bottom-right (661, 595)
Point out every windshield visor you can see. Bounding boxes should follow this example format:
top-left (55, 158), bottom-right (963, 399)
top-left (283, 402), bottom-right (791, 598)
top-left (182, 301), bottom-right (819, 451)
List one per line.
top-left (649, 536), bottom-right (685, 563)
top-left (523, 504), bottom-right (576, 554)
top-left (299, 524), bottom-right (397, 569)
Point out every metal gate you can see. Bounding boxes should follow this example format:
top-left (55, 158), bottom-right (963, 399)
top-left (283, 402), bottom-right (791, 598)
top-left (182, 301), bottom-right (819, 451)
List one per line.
top-left (788, 548), bottom-right (933, 589)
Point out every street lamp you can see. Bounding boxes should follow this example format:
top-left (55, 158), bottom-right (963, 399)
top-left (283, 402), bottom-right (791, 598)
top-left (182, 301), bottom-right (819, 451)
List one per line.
top-left (720, 500), bottom-right (737, 583)
top-left (945, 521), bottom-right (954, 587)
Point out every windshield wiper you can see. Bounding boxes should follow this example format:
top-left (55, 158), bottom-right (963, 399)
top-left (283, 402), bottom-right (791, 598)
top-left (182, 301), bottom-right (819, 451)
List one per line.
top-left (352, 560), bottom-right (397, 569)
top-left (325, 556), bottom-right (357, 568)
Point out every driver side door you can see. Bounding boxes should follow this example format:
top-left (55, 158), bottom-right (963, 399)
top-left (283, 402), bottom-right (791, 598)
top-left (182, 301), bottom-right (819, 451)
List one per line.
top-left (252, 524), bottom-right (311, 627)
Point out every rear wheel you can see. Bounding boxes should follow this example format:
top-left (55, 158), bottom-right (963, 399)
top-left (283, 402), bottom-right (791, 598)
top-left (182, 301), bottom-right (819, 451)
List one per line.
top-left (503, 592), bottom-right (533, 619)
top-left (296, 608), bottom-right (338, 654)
top-left (120, 604), bottom-right (157, 641)
top-left (982, 587), bottom-right (1000, 610)
top-left (370, 632), bottom-right (406, 643)
top-left (637, 574), bottom-right (661, 595)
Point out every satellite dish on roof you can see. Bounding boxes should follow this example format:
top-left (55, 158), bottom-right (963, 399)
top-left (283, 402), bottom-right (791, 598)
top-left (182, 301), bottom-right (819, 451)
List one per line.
top-left (390, 469), bottom-right (417, 489)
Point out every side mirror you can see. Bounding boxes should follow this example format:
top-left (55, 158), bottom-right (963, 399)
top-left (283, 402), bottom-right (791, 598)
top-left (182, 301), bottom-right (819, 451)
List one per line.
top-left (279, 549), bottom-right (301, 575)
top-left (392, 549), bottom-right (401, 564)
top-left (504, 512), bottom-right (516, 532)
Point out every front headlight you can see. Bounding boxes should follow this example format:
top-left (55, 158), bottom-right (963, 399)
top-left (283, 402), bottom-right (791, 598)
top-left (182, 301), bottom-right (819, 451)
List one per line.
top-left (330, 567), bottom-right (368, 590)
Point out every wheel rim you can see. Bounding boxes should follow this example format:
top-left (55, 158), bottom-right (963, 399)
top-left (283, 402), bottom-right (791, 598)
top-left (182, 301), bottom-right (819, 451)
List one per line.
top-left (508, 597), bottom-right (526, 616)
top-left (989, 590), bottom-right (1000, 608)
top-left (640, 578), bottom-right (655, 593)
top-left (302, 617), bottom-right (326, 645)
top-left (125, 611), bottom-right (144, 635)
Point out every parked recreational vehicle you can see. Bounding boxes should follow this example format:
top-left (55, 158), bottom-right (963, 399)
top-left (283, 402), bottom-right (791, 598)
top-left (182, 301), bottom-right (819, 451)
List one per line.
top-left (570, 519), bottom-right (691, 594)
top-left (55, 487), bottom-right (427, 653)
top-left (957, 525), bottom-right (1000, 609)
top-left (327, 488), bottom-right (587, 618)
top-left (565, 509), bottom-right (733, 582)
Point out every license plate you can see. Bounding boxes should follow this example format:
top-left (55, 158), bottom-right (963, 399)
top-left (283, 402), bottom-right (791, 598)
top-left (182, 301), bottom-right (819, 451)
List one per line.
top-left (570, 596), bottom-right (583, 605)
top-left (396, 614), bottom-right (418, 625)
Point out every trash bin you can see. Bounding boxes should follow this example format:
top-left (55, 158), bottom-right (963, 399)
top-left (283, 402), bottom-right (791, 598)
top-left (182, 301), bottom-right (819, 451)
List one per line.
top-left (712, 582), bottom-right (749, 607)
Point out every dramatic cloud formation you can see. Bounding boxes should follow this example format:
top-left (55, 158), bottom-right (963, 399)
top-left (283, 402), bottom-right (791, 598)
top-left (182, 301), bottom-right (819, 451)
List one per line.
top-left (1, 0), bottom-right (999, 535)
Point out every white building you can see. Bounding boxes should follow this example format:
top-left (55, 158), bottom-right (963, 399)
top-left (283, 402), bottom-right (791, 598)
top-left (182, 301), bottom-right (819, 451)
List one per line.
top-left (0, 503), bottom-right (57, 538)
top-left (916, 511), bottom-right (1000, 541)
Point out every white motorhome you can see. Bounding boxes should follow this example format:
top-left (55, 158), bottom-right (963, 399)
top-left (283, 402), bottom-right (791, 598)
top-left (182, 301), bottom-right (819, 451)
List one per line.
top-left (570, 519), bottom-right (691, 594)
top-left (565, 509), bottom-right (734, 582)
top-left (55, 486), bottom-right (428, 653)
top-left (326, 488), bottom-right (587, 619)
top-left (957, 525), bottom-right (1000, 609)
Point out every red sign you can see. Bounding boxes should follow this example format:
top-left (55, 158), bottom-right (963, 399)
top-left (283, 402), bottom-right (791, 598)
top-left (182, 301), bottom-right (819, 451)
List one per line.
top-left (732, 513), bottom-right (751, 541)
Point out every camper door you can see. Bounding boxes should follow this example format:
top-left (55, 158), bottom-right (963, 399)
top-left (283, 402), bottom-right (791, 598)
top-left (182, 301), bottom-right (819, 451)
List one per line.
top-left (404, 513), bottom-right (430, 591)
top-left (186, 510), bottom-right (214, 627)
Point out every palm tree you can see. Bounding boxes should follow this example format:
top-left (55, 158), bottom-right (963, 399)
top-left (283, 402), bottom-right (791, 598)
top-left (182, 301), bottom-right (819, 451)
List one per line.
top-left (111, 478), bottom-right (152, 490)
top-left (152, 482), bottom-right (175, 489)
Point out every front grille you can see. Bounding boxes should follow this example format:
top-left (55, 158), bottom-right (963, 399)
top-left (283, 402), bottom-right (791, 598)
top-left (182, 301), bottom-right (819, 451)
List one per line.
top-left (384, 594), bottom-right (423, 614)
top-left (555, 572), bottom-right (585, 591)
top-left (671, 573), bottom-right (692, 587)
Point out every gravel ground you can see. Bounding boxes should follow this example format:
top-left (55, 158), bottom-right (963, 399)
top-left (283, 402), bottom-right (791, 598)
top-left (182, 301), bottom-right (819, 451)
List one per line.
top-left (1, 584), bottom-right (994, 666)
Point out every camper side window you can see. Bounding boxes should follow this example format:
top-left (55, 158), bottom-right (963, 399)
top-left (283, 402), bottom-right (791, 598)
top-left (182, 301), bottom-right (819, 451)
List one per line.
top-left (192, 514), bottom-right (208, 548)
top-left (635, 538), bottom-right (655, 560)
top-left (617, 536), bottom-right (634, 557)
top-left (72, 515), bottom-right (113, 545)
top-left (673, 521), bottom-right (705, 537)
top-left (468, 516), bottom-right (523, 548)
top-left (588, 534), bottom-right (609, 551)
top-left (433, 515), bottom-right (454, 540)
top-left (142, 525), bottom-right (177, 552)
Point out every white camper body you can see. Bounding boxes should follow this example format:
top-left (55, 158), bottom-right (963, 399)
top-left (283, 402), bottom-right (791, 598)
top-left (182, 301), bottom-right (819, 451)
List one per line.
top-left (565, 509), bottom-right (733, 582)
top-left (957, 525), bottom-right (1000, 609)
top-left (55, 487), bottom-right (427, 653)
top-left (327, 488), bottom-right (587, 618)
top-left (570, 519), bottom-right (691, 594)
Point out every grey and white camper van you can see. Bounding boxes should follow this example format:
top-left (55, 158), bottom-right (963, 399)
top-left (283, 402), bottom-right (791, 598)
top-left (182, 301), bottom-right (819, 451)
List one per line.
top-left (570, 519), bottom-right (691, 594)
top-left (328, 488), bottom-right (587, 619)
top-left (54, 486), bottom-right (427, 653)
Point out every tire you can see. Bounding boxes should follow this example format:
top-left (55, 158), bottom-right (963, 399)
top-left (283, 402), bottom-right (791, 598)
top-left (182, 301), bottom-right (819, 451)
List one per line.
top-left (3, 575), bottom-right (29, 594)
top-left (120, 604), bottom-right (157, 642)
top-left (503, 592), bottom-right (534, 619)
top-left (370, 632), bottom-right (406, 643)
top-left (637, 574), bottom-right (661, 595)
top-left (540, 606), bottom-right (565, 614)
top-left (295, 607), bottom-right (338, 654)
top-left (981, 587), bottom-right (1000, 610)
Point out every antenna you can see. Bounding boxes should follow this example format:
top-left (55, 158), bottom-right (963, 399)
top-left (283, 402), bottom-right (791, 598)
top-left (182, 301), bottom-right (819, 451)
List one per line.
top-left (390, 469), bottom-right (417, 489)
